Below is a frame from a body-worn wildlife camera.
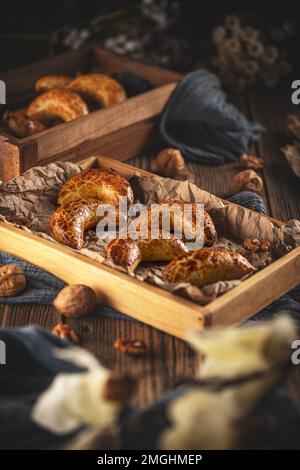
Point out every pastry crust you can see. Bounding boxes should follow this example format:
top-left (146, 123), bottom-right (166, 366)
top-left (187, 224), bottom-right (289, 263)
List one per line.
top-left (105, 235), bottom-right (188, 273)
top-left (2, 110), bottom-right (46, 138)
top-left (137, 199), bottom-right (217, 246)
top-left (27, 89), bottom-right (89, 124)
top-left (57, 168), bottom-right (134, 207)
top-left (163, 248), bottom-right (255, 286)
top-left (50, 198), bottom-right (102, 249)
top-left (35, 75), bottom-right (72, 92)
top-left (66, 73), bottom-right (126, 107)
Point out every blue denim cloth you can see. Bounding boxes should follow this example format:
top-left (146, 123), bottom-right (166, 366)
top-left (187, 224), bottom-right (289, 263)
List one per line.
top-left (160, 69), bottom-right (265, 165)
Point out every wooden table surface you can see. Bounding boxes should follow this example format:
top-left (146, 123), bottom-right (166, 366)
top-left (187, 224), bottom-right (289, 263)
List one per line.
top-left (0, 84), bottom-right (299, 408)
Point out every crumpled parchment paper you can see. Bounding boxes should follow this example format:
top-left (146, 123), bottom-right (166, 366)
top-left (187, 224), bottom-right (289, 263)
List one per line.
top-left (0, 162), bottom-right (299, 306)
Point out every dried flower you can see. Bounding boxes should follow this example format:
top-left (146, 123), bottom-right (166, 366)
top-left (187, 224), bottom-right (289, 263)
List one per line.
top-left (224, 15), bottom-right (241, 32)
top-left (223, 38), bottom-right (241, 55)
top-left (241, 26), bottom-right (259, 42)
top-left (212, 26), bottom-right (227, 45)
top-left (247, 41), bottom-right (264, 59)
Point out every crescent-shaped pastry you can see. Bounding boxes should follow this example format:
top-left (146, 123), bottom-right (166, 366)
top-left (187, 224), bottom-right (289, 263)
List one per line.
top-left (66, 73), bottom-right (127, 108)
top-left (137, 199), bottom-right (217, 246)
top-left (35, 75), bottom-right (72, 92)
top-left (163, 248), bottom-right (255, 286)
top-left (27, 89), bottom-right (89, 124)
top-left (57, 168), bottom-right (134, 207)
top-left (50, 198), bottom-right (102, 249)
top-left (2, 110), bottom-right (46, 138)
top-left (105, 235), bottom-right (189, 273)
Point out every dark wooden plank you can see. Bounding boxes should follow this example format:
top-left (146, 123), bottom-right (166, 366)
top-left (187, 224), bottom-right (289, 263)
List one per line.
top-left (0, 303), bottom-right (60, 329)
top-left (246, 83), bottom-right (300, 221)
top-left (0, 302), bottom-right (196, 408)
top-left (65, 312), bottom-right (197, 408)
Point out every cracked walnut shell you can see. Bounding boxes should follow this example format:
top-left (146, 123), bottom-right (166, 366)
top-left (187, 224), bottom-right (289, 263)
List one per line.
top-left (0, 264), bottom-right (26, 297)
top-left (231, 169), bottom-right (263, 195)
top-left (155, 148), bottom-right (186, 177)
top-left (54, 284), bottom-right (97, 318)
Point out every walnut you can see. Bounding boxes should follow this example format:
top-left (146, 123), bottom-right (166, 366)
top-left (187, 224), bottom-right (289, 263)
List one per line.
top-left (0, 264), bottom-right (26, 297)
top-left (114, 338), bottom-right (148, 356)
top-left (54, 284), bottom-right (97, 318)
top-left (52, 323), bottom-right (78, 344)
top-left (240, 154), bottom-right (264, 170)
top-left (155, 148), bottom-right (186, 178)
top-left (101, 372), bottom-right (136, 402)
top-left (244, 238), bottom-right (271, 253)
top-left (260, 240), bottom-right (271, 252)
top-left (231, 169), bottom-right (263, 195)
top-left (243, 238), bottom-right (261, 252)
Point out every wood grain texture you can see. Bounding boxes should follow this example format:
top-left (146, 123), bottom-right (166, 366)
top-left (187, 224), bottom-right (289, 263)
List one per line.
top-left (0, 136), bottom-right (20, 181)
top-left (246, 82), bottom-right (300, 220)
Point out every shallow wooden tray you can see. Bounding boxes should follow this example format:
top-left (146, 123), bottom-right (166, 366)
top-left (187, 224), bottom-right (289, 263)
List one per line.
top-left (0, 44), bottom-right (180, 181)
top-left (0, 155), bottom-right (299, 340)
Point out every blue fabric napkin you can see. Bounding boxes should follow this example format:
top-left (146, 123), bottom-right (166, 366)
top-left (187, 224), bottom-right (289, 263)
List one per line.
top-left (160, 69), bottom-right (265, 165)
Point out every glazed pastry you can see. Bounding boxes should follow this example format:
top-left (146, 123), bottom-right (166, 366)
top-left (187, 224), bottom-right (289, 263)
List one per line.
top-left (137, 199), bottom-right (217, 246)
top-left (35, 75), bottom-right (72, 92)
top-left (57, 168), bottom-right (134, 207)
top-left (27, 89), bottom-right (89, 124)
top-left (163, 248), bottom-right (255, 286)
top-left (50, 198), bottom-right (102, 249)
top-left (2, 110), bottom-right (46, 138)
top-left (66, 73), bottom-right (126, 108)
top-left (105, 235), bottom-right (188, 273)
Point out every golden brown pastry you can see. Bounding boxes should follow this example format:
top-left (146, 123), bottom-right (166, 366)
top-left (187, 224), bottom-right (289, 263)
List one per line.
top-left (105, 235), bottom-right (189, 273)
top-left (57, 168), bottom-right (134, 207)
top-left (2, 110), bottom-right (46, 138)
top-left (163, 248), bottom-right (255, 286)
top-left (137, 199), bottom-right (217, 246)
top-left (27, 89), bottom-right (89, 124)
top-left (35, 75), bottom-right (72, 92)
top-left (66, 73), bottom-right (126, 108)
top-left (50, 198), bottom-right (102, 249)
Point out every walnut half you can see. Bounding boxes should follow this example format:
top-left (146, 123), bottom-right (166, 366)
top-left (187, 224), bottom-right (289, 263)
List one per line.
top-left (0, 264), bottom-right (26, 297)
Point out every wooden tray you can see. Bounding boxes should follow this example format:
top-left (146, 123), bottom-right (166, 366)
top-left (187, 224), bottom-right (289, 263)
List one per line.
top-left (0, 155), bottom-right (299, 340)
top-left (0, 44), bottom-right (181, 181)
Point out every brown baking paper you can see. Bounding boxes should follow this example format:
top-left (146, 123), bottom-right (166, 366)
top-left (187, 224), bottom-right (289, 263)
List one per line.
top-left (0, 162), bottom-right (299, 306)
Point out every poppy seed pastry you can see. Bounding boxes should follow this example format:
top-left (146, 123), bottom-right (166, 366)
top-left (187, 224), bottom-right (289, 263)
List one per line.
top-left (163, 248), bottom-right (255, 286)
top-left (57, 168), bottom-right (134, 207)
